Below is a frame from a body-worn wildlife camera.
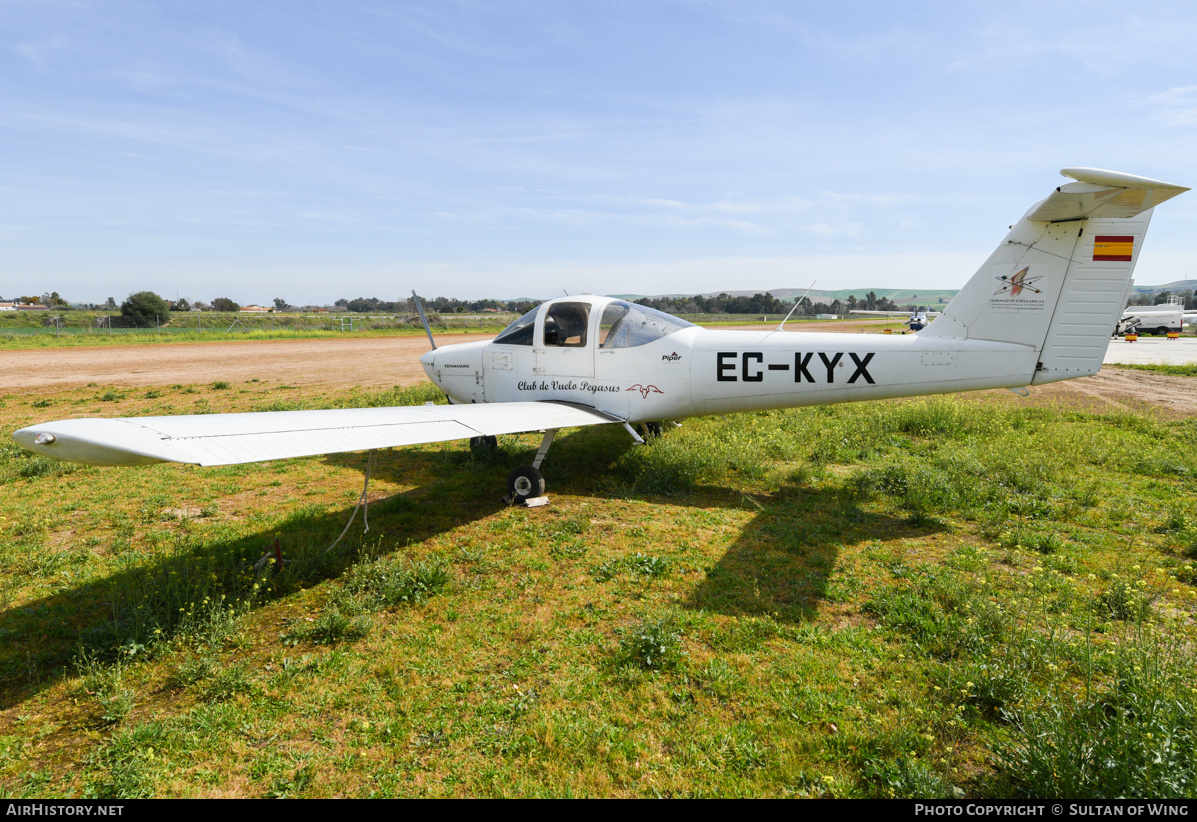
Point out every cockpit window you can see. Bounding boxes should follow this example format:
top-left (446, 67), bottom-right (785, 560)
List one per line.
top-left (601, 301), bottom-right (695, 348)
top-left (544, 302), bottom-right (590, 347)
top-left (598, 302), bottom-right (630, 346)
top-left (493, 306), bottom-right (539, 346)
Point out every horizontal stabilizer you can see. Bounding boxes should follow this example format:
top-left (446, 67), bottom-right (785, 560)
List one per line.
top-left (1027, 168), bottom-right (1189, 222)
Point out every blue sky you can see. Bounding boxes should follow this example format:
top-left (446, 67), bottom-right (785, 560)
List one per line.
top-left (3, 0), bottom-right (1197, 304)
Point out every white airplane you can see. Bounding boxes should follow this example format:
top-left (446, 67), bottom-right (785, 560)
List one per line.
top-left (14, 168), bottom-right (1188, 503)
top-left (849, 308), bottom-right (939, 331)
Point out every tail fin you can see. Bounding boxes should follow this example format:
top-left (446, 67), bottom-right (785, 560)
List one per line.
top-left (922, 168), bottom-right (1188, 384)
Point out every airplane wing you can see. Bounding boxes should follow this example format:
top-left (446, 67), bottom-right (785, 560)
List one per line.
top-left (12, 401), bottom-right (622, 467)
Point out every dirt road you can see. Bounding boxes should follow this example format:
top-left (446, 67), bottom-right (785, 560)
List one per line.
top-left (0, 334), bottom-right (488, 391)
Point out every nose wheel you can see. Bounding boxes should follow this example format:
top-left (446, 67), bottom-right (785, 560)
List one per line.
top-left (636, 421), bottom-right (663, 439)
top-left (470, 435), bottom-right (498, 454)
top-left (507, 465), bottom-right (546, 503)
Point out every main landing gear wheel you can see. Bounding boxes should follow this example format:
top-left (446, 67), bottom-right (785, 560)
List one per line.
top-left (507, 465), bottom-right (545, 503)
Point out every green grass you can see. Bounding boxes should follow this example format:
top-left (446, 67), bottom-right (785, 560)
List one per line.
top-left (1116, 363), bottom-right (1197, 377)
top-left (0, 312), bottom-right (891, 350)
top-left (0, 312), bottom-right (515, 350)
top-left (1, 379), bottom-right (1196, 797)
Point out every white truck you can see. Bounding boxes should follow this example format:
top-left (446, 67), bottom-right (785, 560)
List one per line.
top-left (1116, 296), bottom-right (1195, 336)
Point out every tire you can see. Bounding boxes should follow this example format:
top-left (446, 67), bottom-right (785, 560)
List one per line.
top-left (636, 421), bottom-right (663, 439)
top-left (469, 435), bottom-right (498, 454)
top-left (507, 465), bottom-right (545, 502)
top-left (1156, 326), bottom-right (1170, 337)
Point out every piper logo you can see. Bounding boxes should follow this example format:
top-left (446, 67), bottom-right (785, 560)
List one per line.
top-left (661, 352), bottom-right (682, 362)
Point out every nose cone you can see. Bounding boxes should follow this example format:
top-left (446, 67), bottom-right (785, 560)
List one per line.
top-left (419, 341), bottom-right (488, 403)
top-left (419, 349), bottom-right (436, 381)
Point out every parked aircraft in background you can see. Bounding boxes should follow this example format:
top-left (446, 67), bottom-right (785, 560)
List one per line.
top-left (15, 168), bottom-right (1188, 503)
top-left (849, 308), bottom-right (939, 331)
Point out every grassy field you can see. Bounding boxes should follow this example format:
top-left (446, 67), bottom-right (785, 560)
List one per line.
top-left (0, 312), bottom-right (516, 349)
top-left (1, 377), bottom-right (1196, 797)
top-left (0, 312), bottom-right (873, 349)
top-left (1117, 363), bottom-right (1197, 377)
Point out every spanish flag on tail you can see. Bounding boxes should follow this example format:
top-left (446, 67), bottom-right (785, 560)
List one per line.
top-left (1093, 235), bottom-right (1134, 262)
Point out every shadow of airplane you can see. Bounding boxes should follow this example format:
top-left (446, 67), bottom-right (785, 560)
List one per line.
top-left (0, 424), bottom-right (944, 708)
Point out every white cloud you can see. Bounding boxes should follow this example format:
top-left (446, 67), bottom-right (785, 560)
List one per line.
top-left (14, 34), bottom-right (67, 67)
top-left (1138, 85), bottom-right (1197, 125)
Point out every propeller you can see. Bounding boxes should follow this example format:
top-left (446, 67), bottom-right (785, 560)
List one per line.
top-left (412, 290), bottom-right (437, 350)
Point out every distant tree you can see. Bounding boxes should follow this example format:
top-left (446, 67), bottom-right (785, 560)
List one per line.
top-left (41, 291), bottom-right (66, 307)
top-left (273, 297), bottom-right (290, 311)
top-left (105, 297), bottom-right (117, 308)
top-left (192, 300), bottom-right (210, 311)
top-left (170, 297), bottom-right (191, 312)
top-left (212, 297), bottom-right (240, 312)
top-left (121, 291), bottom-right (171, 327)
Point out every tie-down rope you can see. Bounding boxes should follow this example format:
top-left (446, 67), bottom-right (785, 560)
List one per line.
top-left (325, 448), bottom-right (376, 553)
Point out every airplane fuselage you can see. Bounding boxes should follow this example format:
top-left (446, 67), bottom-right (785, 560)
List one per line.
top-left (420, 297), bottom-right (1038, 425)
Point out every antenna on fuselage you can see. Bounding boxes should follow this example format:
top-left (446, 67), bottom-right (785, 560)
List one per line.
top-left (775, 281), bottom-right (817, 332)
top-left (412, 290), bottom-right (437, 350)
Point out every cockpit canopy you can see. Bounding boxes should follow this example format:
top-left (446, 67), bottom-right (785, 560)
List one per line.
top-left (492, 300), bottom-right (695, 349)
top-left (596, 301), bottom-right (695, 348)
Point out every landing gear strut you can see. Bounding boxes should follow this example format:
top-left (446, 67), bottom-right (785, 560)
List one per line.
top-left (505, 428), bottom-right (557, 506)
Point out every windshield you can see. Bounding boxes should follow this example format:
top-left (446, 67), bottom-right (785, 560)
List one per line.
top-left (601, 301), bottom-right (695, 348)
top-left (493, 306), bottom-right (539, 346)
